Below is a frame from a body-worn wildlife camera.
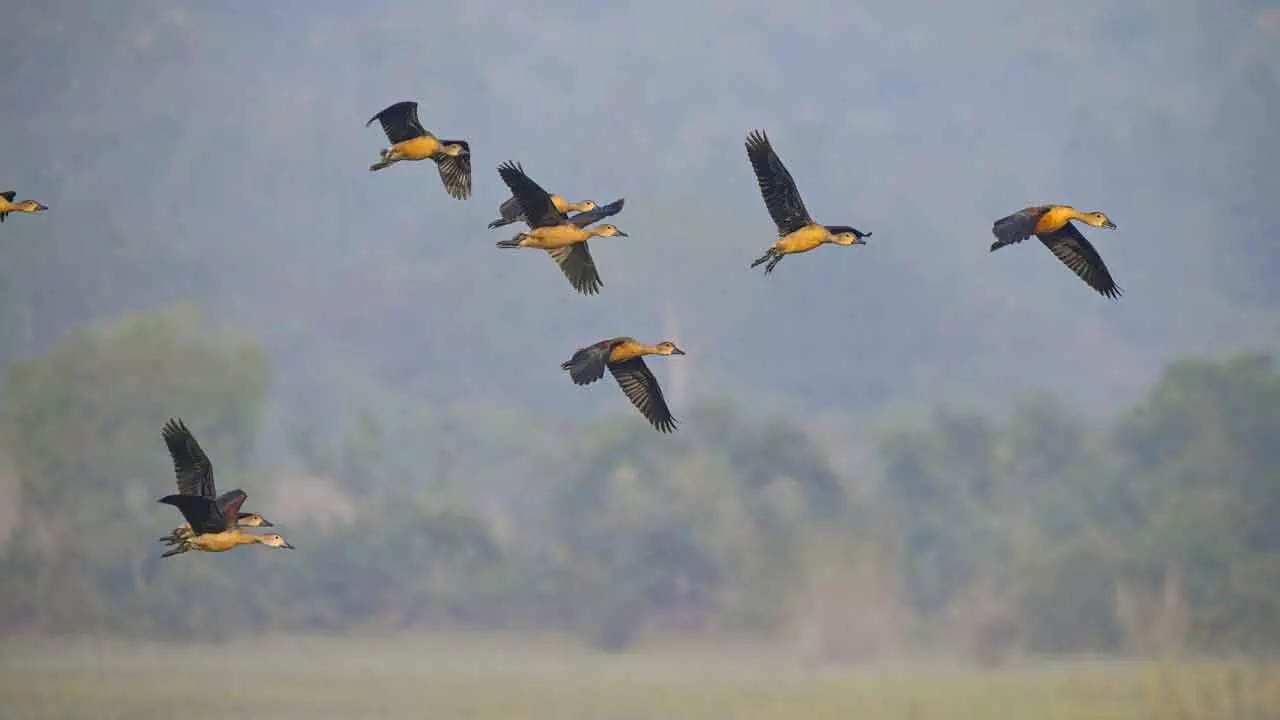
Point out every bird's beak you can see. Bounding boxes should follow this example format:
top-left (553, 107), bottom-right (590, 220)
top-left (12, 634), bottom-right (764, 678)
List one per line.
top-left (1104, 220), bottom-right (1116, 229)
top-left (260, 519), bottom-right (275, 527)
top-left (616, 230), bottom-right (629, 237)
top-left (673, 347), bottom-right (686, 355)
top-left (282, 542), bottom-right (296, 550)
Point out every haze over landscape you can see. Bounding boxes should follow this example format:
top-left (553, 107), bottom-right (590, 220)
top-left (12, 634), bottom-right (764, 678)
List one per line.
top-left (1, 1), bottom-right (1278, 717)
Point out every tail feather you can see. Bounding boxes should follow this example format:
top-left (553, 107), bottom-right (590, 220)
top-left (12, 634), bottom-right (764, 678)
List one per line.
top-left (369, 161), bottom-right (392, 172)
top-left (487, 217), bottom-right (515, 229)
top-left (496, 234), bottom-right (525, 249)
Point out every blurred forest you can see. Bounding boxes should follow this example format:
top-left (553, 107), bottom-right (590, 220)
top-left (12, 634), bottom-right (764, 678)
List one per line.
top-left (1, 306), bottom-right (1277, 664)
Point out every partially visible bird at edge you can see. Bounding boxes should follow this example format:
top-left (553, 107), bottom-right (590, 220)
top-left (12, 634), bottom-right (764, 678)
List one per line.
top-left (561, 337), bottom-right (685, 433)
top-left (366, 100), bottom-right (472, 200)
top-left (494, 161), bottom-right (631, 296)
top-left (744, 130), bottom-right (870, 275)
top-left (155, 418), bottom-right (294, 558)
top-left (989, 204), bottom-right (1121, 299)
top-left (0, 190), bottom-right (48, 222)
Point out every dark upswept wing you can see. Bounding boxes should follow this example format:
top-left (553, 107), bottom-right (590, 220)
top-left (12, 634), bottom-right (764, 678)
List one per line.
top-left (990, 206), bottom-right (1048, 252)
top-left (1038, 222), bottom-right (1123, 299)
top-left (435, 141), bottom-right (472, 200)
top-left (216, 488), bottom-right (249, 528)
top-left (366, 101), bottom-right (427, 145)
top-left (158, 494), bottom-right (227, 535)
top-left (162, 418), bottom-right (216, 499)
top-left (0, 191), bottom-right (14, 202)
top-left (608, 357), bottom-right (678, 433)
top-left (560, 339), bottom-right (623, 386)
top-left (745, 130), bottom-right (813, 236)
top-left (546, 244), bottom-right (603, 295)
top-left (497, 161), bottom-right (565, 228)
top-left (215, 489), bottom-right (247, 513)
top-left (568, 198), bottom-right (625, 228)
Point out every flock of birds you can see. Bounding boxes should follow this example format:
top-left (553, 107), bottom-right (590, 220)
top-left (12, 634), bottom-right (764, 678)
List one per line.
top-left (4, 99), bottom-right (1123, 559)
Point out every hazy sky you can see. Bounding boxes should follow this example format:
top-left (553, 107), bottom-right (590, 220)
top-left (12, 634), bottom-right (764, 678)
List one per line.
top-left (1, 0), bottom-right (1277, 434)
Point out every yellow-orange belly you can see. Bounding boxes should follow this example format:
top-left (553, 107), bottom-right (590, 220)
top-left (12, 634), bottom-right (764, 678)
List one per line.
top-left (392, 135), bottom-right (441, 161)
top-left (775, 225), bottom-right (828, 255)
top-left (524, 225), bottom-right (589, 249)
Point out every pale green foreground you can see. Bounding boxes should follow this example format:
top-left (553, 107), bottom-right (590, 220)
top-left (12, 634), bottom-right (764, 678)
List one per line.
top-left (1, 636), bottom-right (1277, 720)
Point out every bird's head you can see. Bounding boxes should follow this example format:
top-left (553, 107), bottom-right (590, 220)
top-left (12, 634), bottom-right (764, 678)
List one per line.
top-left (656, 341), bottom-right (686, 356)
top-left (576, 200), bottom-right (599, 212)
top-left (827, 225), bottom-right (870, 245)
top-left (18, 200), bottom-right (48, 213)
top-left (1083, 211), bottom-right (1116, 230)
top-left (595, 224), bottom-right (628, 238)
top-left (258, 533), bottom-right (295, 550)
top-left (237, 512), bottom-right (274, 528)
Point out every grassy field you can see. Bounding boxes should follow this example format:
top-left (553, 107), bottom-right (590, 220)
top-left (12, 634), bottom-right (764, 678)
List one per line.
top-left (1, 635), bottom-right (1278, 719)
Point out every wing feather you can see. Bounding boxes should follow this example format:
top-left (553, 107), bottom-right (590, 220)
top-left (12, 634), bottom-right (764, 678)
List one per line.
top-left (1038, 223), bottom-right (1123, 299)
top-left (162, 418), bottom-right (216, 499)
top-left (0, 191), bottom-right (15, 202)
top-left (568, 198), bottom-right (625, 228)
top-left (990, 206), bottom-right (1048, 252)
top-left (546, 244), bottom-right (603, 295)
top-left (745, 130), bottom-right (813, 236)
top-left (436, 147), bottom-right (472, 200)
top-left (366, 101), bottom-right (427, 144)
top-left (608, 357), bottom-right (678, 433)
top-left (560, 340), bottom-right (619, 385)
top-left (157, 494), bottom-right (226, 535)
top-left (218, 489), bottom-right (249, 529)
top-left (497, 161), bottom-right (564, 228)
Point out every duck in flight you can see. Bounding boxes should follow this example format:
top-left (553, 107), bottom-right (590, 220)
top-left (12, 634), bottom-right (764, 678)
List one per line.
top-left (0, 190), bottom-right (48, 222)
top-left (494, 161), bottom-right (630, 296)
top-left (561, 337), bottom-right (685, 433)
top-left (488, 193), bottom-right (601, 229)
top-left (989, 205), bottom-right (1121, 299)
top-left (366, 100), bottom-right (472, 200)
top-left (744, 130), bottom-right (870, 275)
top-left (156, 418), bottom-right (293, 558)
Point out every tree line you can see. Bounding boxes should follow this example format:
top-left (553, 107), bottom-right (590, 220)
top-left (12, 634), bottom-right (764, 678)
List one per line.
top-left (1, 306), bottom-right (1277, 661)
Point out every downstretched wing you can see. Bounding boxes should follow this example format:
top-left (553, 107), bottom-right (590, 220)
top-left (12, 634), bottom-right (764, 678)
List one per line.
top-left (435, 141), bottom-right (472, 200)
top-left (366, 101), bottom-right (427, 144)
top-left (560, 339), bottom-right (621, 385)
top-left (546, 244), bottom-right (603, 295)
top-left (1038, 223), bottom-right (1123, 299)
top-left (157, 494), bottom-right (226, 535)
top-left (990, 206), bottom-right (1047, 252)
top-left (608, 357), bottom-right (678, 433)
top-left (162, 418), bottom-right (216, 499)
top-left (568, 198), bottom-right (625, 228)
top-left (497, 161), bottom-right (564, 228)
top-left (0, 191), bottom-right (14, 202)
top-left (745, 130), bottom-right (813, 236)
